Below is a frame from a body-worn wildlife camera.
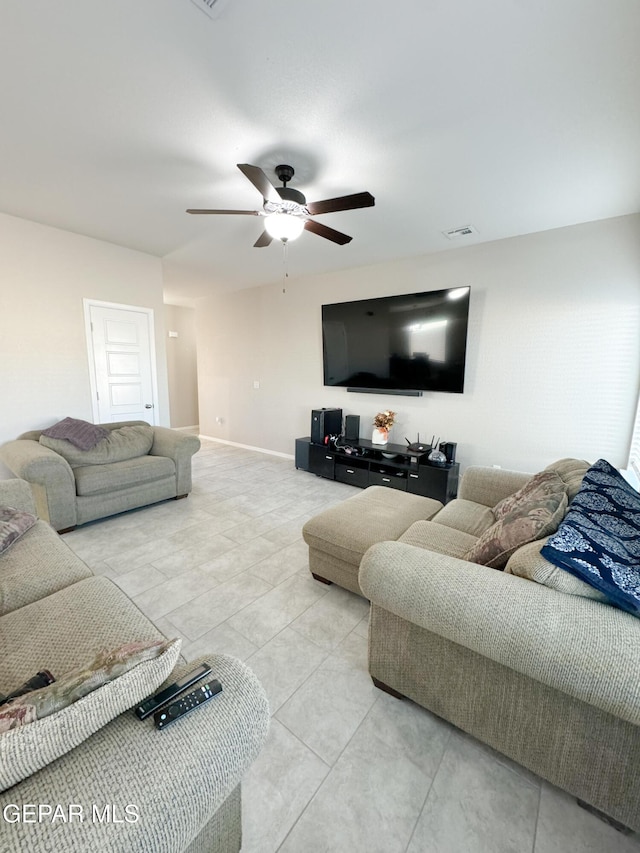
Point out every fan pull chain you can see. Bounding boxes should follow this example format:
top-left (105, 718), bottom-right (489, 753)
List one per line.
top-left (282, 239), bottom-right (289, 293)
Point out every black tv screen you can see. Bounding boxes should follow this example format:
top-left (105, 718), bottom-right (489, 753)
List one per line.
top-left (322, 287), bottom-right (470, 394)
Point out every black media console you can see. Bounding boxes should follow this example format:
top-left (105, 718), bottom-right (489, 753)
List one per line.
top-left (295, 437), bottom-right (459, 504)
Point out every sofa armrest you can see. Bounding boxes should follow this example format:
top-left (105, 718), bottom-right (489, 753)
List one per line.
top-left (360, 540), bottom-right (640, 726)
top-left (0, 478), bottom-right (37, 515)
top-left (1, 654), bottom-right (269, 853)
top-left (458, 466), bottom-right (531, 507)
top-left (0, 440), bottom-right (77, 531)
top-left (150, 428), bottom-right (200, 496)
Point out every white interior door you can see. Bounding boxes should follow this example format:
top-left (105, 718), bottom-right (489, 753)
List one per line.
top-left (86, 302), bottom-right (158, 425)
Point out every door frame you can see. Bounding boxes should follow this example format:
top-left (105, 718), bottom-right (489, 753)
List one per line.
top-left (83, 298), bottom-right (161, 425)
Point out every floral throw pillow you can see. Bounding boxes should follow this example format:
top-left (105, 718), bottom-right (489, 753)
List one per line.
top-left (493, 470), bottom-right (567, 520)
top-left (41, 417), bottom-right (109, 451)
top-left (0, 507), bottom-right (37, 555)
top-left (0, 638), bottom-right (181, 791)
top-left (0, 639), bottom-right (176, 732)
top-left (465, 491), bottom-right (568, 570)
top-left (541, 459), bottom-right (640, 616)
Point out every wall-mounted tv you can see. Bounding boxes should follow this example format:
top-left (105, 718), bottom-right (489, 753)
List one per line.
top-left (322, 287), bottom-right (470, 395)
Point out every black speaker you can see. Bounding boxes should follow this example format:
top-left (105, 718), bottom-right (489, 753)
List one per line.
top-left (344, 414), bottom-right (360, 442)
top-left (439, 441), bottom-right (457, 464)
top-left (311, 408), bottom-right (343, 445)
top-left (295, 438), bottom-right (311, 471)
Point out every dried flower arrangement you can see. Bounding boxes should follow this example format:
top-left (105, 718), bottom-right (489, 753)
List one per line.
top-left (373, 410), bottom-right (396, 430)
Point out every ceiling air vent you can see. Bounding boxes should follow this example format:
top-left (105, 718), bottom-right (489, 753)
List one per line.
top-left (442, 225), bottom-right (479, 240)
top-left (190, 0), bottom-right (221, 19)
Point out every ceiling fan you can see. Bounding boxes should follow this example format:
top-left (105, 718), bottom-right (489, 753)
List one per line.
top-left (187, 163), bottom-right (375, 247)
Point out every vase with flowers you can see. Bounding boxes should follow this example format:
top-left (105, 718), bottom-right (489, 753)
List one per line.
top-left (372, 410), bottom-right (396, 445)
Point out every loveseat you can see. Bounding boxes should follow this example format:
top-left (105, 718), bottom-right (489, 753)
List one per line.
top-left (0, 421), bottom-right (200, 532)
top-left (358, 462), bottom-right (640, 832)
top-left (0, 478), bottom-right (269, 852)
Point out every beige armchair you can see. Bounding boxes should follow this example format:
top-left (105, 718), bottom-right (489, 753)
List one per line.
top-left (0, 421), bottom-right (200, 532)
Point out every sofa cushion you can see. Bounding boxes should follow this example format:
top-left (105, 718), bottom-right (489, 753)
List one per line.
top-left (0, 638), bottom-right (181, 791)
top-left (430, 499), bottom-right (496, 537)
top-left (541, 459), bottom-right (640, 616)
top-left (41, 417), bottom-right (109, 451)
top-left (0, 507), bottom-right (37, 555)
top-left (493, 470), bottom-right (566, 519)
top-left (40, 424), bottom-right (154, 467)
top-left (543, 457), bottom-right (590, 501)
top-left (505, 537), bottom-right (609, 602)
top-left (0, 521), bottom-right (92, 616)
top-left (464, 491), bottom-right (568, 569)
top-left (74, 454), bottom-right (175, 497)
top-left (457, 467), bottom-right (531, 508)
top-left (398, 520), bottom-right (478, 558)
top-left (0, 577), bottom-right (165, 692)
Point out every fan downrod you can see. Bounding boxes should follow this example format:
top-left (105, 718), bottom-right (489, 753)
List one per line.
top-left (274, 164), bottom-right (306, 206)
top-left (275, 164), bottom-right (295, 186)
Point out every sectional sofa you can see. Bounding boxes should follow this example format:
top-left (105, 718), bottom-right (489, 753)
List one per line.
top-left (0, 478), bottom-right (269, 853)
top-left (304, 459), bottom-right (640, 831)
top-left (358, 463), bottom-right (640, 832)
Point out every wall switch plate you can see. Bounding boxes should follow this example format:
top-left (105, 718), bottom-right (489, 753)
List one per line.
top-left (253, 380), bottom-right (260, 389)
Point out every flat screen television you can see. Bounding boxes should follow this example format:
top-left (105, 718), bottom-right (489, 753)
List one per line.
top-left (322, 287), bottom-right (470, 395)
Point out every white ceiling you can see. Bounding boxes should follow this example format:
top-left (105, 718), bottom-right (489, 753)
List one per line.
top-left (1, 0), bottom-right (638, 305)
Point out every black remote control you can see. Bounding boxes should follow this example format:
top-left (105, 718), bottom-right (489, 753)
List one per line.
top-left (135, 662), bottom-right (212, 720)
top-left (154, 680), bottom-right (222, 729)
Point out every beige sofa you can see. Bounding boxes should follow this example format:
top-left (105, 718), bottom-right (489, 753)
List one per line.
top-left (0, 479), bottom-right (269, 852)
top-left (0, 421), bottom-right (200, 532)
top-left (358, 463), bottom-right (640, 832)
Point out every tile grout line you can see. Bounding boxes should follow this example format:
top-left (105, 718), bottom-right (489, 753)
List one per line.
top-left (272, 688), bottom-right (389, 852)
top-left (402, 721), bottom-right (455, 853)
top-left (531, 780), bottom-right (543, 853)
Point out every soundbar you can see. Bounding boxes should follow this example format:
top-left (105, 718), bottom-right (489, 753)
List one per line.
top-left (347, 388), bottom-right (423, 397)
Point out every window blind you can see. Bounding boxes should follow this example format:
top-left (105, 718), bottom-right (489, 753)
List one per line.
top-left (629, 390), bottom-right (640, 478)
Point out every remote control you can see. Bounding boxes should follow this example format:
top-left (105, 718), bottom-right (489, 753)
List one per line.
top-left (135, 662), bottom-right (212, 720)
top-left (154, 680), bottom-right (222, 729)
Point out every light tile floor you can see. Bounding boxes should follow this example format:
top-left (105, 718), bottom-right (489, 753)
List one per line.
top-left (63, 438), bottom-right (640, 853)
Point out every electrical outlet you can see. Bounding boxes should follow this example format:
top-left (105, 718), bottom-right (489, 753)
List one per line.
top-left (253, 380), bottom-right (260, 389)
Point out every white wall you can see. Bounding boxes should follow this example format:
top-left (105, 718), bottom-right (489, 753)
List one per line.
top-left (164, 304), bottom-right (199, 428)
top-left (196, 214), bottom-right (640, 473)
top-left (0, 212), bottom-right (170, 453)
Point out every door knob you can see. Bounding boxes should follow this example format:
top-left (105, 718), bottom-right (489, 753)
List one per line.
top-left (144, 404), bottom-right (153, 409)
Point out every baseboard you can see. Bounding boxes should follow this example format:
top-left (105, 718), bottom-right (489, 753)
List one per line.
top-left (173, 425), bottom-right (199, 432)
top-left (198, 434), bottom-right (295, 461)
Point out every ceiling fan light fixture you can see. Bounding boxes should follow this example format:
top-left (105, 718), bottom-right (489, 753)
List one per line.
top-left (264, 212), bottom-right (304, 242)
top-left (187, 163), bottom-right (374, 247)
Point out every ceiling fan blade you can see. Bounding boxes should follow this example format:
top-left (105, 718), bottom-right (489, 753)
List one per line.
top-left (304, 219), bottom-right (352, 245)
top-left (306, 191), bottom-right (375, 216)
top-left (237, 164), bottom-right (281, 203)
top-left (254, 230), bottom-right (274, 248)
top-left (186, 209), bottom-right (260, 215)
